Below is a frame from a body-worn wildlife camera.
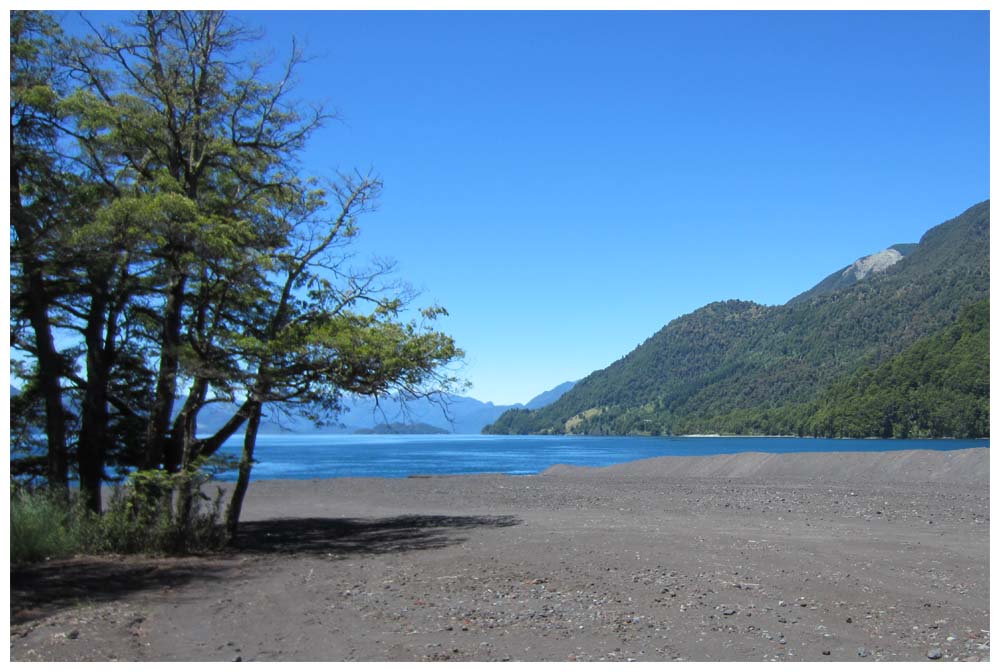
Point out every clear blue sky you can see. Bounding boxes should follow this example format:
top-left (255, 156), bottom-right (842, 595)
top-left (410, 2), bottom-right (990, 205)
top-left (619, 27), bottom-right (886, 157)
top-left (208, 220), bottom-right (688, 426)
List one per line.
top-left (63, 10), bottom-right (990, 405)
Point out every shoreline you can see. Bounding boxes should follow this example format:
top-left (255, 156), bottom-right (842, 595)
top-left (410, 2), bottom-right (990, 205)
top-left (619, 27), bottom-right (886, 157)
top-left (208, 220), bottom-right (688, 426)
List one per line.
top-left (14, 447), bottom-right (989, 662)
top-left (215, 445), bottom-right (990, 485)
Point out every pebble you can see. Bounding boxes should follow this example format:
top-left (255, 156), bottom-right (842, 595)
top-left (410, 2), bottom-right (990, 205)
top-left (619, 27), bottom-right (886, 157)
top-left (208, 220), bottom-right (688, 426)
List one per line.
top-left (927, 649), bottom-right (943, 660)
top-left (857, 647), bottom-right (869, 658)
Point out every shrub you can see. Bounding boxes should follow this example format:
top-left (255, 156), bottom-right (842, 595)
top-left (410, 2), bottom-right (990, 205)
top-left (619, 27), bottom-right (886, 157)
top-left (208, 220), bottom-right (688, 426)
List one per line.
top-left (10, 489), bottom-right (83, 564)
top-left (87, 465), bottom-right (227, 555)
top-left (11, 459), bottom-right (229, 564)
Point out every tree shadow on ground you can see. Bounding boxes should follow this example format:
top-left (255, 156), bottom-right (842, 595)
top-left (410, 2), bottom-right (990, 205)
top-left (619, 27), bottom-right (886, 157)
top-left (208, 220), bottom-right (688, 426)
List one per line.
top-left (235, 514), bottom-right (522, 556)
top-left (11, 515), bottom-right (522, 627)
top-left (11, 556), bottom-right (234, 626)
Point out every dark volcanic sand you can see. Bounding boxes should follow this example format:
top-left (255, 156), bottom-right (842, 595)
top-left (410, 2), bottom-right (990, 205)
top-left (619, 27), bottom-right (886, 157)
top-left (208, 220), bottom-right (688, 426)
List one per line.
top-left (10, 448), bottom-right (990, 662)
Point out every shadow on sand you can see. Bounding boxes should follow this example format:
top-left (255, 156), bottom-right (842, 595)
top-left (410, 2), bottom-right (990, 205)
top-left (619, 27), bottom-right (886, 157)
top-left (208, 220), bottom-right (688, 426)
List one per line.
top-left (11, 556), bottom-right (233, 626)
top-left (11, 514), bottom-right (522, 626)
top-left (235, 514), bottom-right (522, 555)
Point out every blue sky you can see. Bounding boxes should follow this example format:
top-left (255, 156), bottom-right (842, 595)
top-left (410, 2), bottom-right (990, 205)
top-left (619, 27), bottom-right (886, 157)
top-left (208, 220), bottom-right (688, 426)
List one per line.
top-left (62, 10), bottom-right (989, 405)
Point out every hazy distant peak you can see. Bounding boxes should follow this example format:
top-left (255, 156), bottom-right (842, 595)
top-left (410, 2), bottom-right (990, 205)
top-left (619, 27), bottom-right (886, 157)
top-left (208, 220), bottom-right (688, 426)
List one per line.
top-left (524, 380), bottom-right (577, 410)
top-left (841, 247), bottom-right (904, 281)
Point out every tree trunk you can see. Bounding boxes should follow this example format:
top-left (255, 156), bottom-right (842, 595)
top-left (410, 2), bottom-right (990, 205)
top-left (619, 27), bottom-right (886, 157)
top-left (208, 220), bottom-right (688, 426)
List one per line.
top-left (167, 376), bottom-right (207, 473)
top-left (11, 169), bottom-right (69, 495)
top-left (29, 290), bottom-right (69, 495)
top-left (190, 397), bottom-right (254, 459)
top-left (77, 284), bottom-right (111, 512)
top-left (224, 399), bottom-right (262, 543)
top-left (170, 376), bottom-right (209, 531)
top-left (143, 271), bottom-right (187, 469)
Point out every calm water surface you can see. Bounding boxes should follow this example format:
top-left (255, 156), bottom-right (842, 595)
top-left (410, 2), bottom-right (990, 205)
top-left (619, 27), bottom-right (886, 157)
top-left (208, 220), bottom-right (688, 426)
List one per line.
top-left (214, 434), bottom-right (989, 481)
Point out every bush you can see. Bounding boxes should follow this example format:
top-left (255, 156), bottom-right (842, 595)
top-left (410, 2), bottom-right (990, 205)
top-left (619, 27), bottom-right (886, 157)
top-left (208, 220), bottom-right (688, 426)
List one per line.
top-left (89, 467), bottom-right (227, 555)
top-left (10, 461), bottom-right (229, 564)
top-left (10, 489), bottom-right (83, 564)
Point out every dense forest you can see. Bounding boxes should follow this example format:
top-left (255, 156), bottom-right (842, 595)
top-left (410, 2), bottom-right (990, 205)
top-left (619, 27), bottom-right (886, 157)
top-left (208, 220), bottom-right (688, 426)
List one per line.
top-left (676, 299), bottom-right (989, 438)
top-left (485, 202), bottom-right (989, 438)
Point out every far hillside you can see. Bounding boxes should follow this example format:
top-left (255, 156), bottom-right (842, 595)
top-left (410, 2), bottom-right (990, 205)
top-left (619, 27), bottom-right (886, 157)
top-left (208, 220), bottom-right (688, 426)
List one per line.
top-left (485, 201), bottom-right (989, 438)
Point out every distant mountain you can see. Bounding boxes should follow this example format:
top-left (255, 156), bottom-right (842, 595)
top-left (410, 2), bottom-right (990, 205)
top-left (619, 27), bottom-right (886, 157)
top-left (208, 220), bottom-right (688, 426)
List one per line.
top-left (336, 379), bottom-right (577, 434)
top-left (525, 380), bottom-right (577, 410)
top-left (190, 379), bottom-right (578, 436)
top-left (334, 393), bottom-right (514, 435)
top-left (485, 201), bottom-right (989, 437)
top-left (354, 422), bottom-right (449, 435)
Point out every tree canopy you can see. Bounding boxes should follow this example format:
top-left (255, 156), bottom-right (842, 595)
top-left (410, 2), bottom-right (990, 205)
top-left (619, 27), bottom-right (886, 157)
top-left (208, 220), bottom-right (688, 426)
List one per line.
top-left (10, 10), bottom-right (464, 539)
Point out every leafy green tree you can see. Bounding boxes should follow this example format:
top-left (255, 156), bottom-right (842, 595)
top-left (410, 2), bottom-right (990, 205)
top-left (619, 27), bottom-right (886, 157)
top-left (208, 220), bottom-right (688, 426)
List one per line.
top-left (10, 10), bottom-right (464, 541)
top-left (10, 10), bottom-right (76, 495)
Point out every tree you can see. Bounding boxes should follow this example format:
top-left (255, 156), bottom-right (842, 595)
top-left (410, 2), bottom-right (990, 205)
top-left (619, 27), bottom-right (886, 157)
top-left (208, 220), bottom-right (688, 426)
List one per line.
top-left (57, 10), bottom-right (325, 509)
top-left (10, 10), bottom-right (465, 541)
top-left (10, 10), bottom-right (76, 496)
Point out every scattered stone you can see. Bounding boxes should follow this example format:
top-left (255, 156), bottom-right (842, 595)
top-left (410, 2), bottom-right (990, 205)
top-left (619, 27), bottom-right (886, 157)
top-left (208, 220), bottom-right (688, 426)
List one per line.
top-left (822, 650), bottom-right (830, 656)
top-left (846, 617), bottom-right (852, 624)
top-left (857, 647), bottom-right (869, 658)
top-left (66, 630), bottom-right (80, 640)
top-left (927, 649), bottom-right (943, 660)
top-left (233, 656), bottom-right (242, 662)
top-left (723, 609), bottom-right (737, 616)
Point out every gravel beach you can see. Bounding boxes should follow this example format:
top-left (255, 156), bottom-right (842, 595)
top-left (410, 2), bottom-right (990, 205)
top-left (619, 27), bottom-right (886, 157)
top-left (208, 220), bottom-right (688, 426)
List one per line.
top-left (10, 447), bottom-right (990, 662)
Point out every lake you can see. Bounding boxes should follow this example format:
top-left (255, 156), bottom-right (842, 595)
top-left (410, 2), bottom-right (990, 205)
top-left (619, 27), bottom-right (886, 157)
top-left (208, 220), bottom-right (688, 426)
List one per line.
top-left (213, 434), bottom-right (989, 481)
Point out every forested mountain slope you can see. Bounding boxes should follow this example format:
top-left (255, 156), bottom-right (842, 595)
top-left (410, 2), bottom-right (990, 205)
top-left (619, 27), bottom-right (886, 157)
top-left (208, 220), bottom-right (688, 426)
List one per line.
top-left (677, 299), bottom-right (989, 438)
top-left (484, 201), bottom-right (989, 436)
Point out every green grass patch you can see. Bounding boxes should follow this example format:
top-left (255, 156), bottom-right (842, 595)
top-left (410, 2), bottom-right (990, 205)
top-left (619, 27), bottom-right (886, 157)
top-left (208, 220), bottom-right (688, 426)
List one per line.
top-left (10, 489), bottom-right (85, 564)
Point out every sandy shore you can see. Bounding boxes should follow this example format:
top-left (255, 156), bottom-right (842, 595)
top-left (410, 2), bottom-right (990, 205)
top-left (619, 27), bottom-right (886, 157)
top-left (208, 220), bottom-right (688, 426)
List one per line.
top-left (11, 448), bottom-right (990, 662)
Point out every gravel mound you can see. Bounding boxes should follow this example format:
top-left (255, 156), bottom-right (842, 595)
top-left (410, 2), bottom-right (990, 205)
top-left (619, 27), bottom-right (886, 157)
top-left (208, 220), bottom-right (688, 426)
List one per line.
top-left (542, 447), bottom-right (989, 484)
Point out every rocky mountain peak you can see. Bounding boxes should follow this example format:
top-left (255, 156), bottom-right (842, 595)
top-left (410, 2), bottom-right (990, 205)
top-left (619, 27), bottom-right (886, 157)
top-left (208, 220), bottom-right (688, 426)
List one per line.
top-left (842, 247), bottom-right (904, 281)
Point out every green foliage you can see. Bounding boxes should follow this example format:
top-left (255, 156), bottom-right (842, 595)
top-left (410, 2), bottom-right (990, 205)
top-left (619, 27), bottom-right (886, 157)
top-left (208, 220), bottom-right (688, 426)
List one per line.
top-left (682, 303), bottom-right (989, 438)
top-left (486, 202), bottom-right (989, 438)
top-left (806, 299), bottom-right (989, 438)
top-left (10, 457), bottom-right (231, 564)
top-left (91, 463), bottom-right (228, 555)
top-left (10, 488), bottom-right (84, 564)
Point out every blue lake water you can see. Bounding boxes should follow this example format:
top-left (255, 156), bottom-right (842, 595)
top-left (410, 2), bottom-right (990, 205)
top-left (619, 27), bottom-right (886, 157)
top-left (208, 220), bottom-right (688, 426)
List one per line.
top-left (213, 434), bottom-right (989, 481)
